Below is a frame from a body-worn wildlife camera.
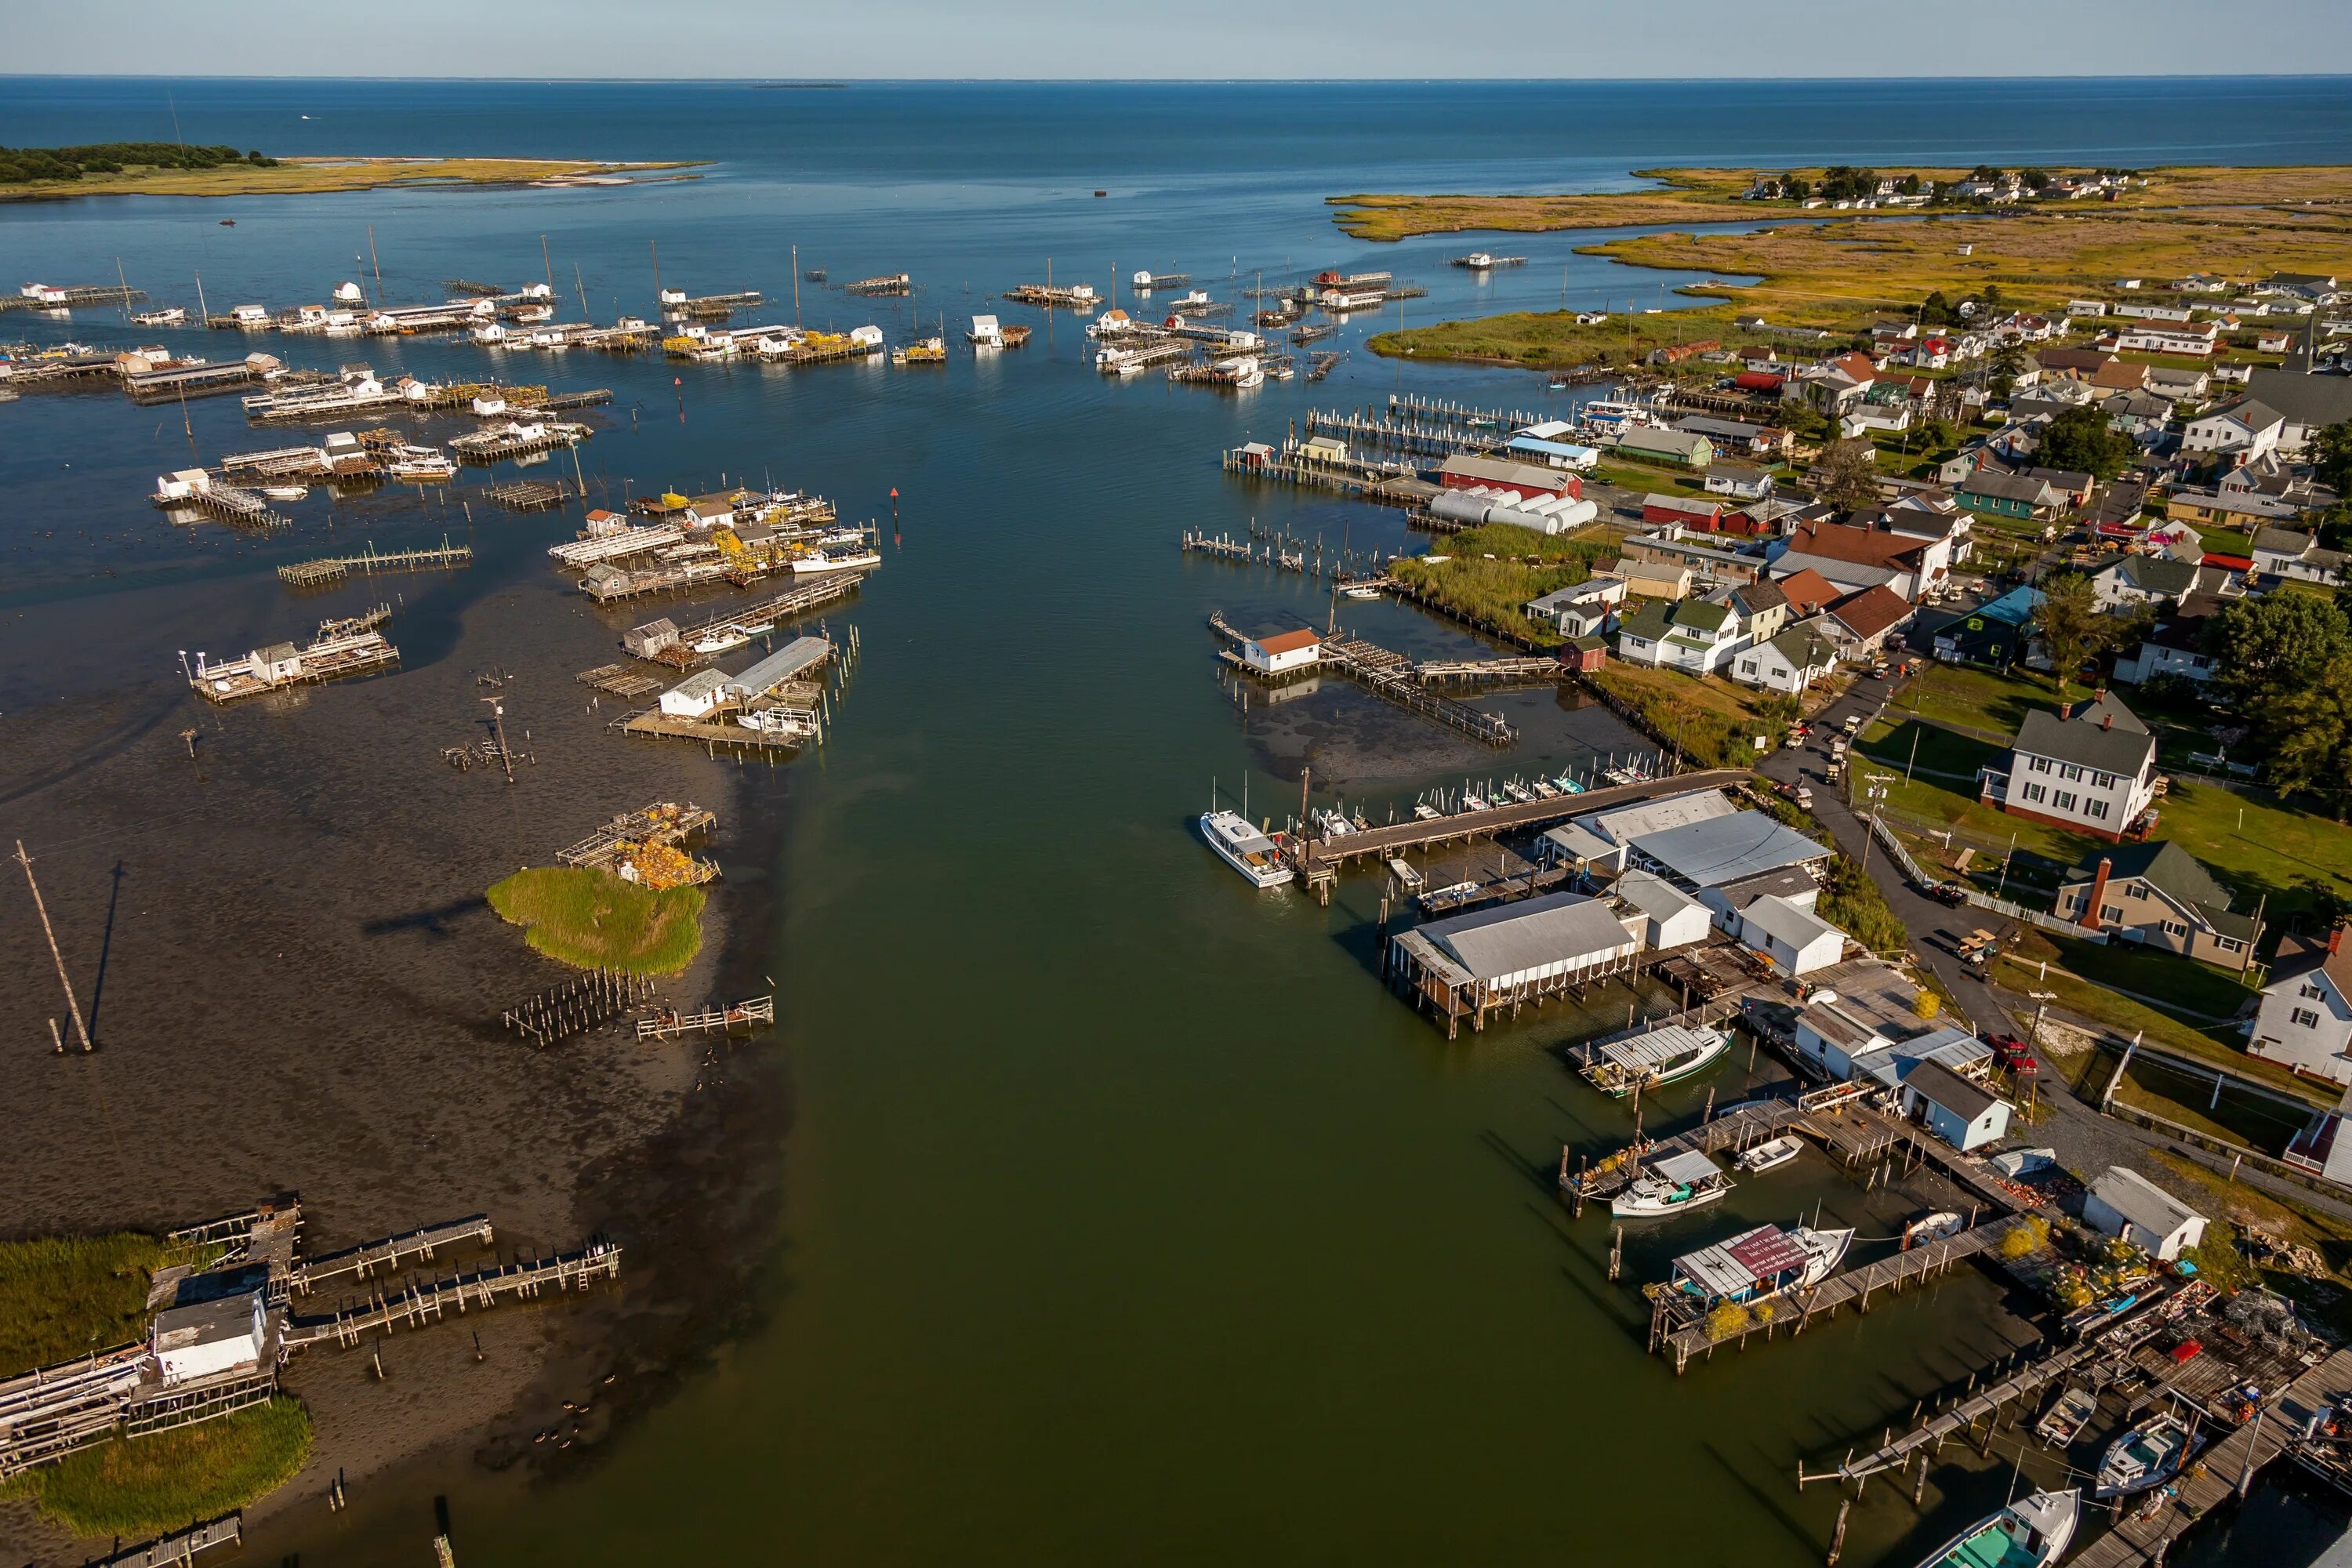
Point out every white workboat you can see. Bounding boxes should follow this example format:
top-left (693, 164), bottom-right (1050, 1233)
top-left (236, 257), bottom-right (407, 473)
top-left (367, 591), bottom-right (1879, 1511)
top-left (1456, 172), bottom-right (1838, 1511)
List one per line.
top-left (1792, 1224), bottom-right (1855, 1286)
top-left (1913, 1490), bottom-right (2079, 1568)
top-left (1732, 1135), bottom-right (1802, 1174)
top-left (1581, 1024), bottom-right (1730, 1098)
top-left (790, 548), bottom-right (882, 575)
top-left (1907, 1210), bottom-right (1965, 1247)
top-left (2035, 1385), bottom-right (2097, 1446)
top-left (1610, 1149), bottom-right (1733, 1218)
top-left (1199, 809), bottom-right (1293, 890)
top-left (2096, 1412), bottom-right (2201, 1497)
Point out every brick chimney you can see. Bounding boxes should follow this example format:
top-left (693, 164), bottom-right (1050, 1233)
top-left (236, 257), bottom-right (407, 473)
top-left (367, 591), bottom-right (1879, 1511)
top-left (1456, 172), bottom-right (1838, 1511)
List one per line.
top-left (2082, 857), bottom-right (2113, 931)
top-left (2332, 924), bottom-right (2345, 956)
top-left (2102, 710), bottom-right (2113, 731)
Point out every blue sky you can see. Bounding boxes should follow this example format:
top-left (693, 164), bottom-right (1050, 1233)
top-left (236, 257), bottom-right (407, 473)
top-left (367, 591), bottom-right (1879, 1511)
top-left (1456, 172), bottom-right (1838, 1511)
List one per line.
top-left (12, 0), bottom-right (2352, 78)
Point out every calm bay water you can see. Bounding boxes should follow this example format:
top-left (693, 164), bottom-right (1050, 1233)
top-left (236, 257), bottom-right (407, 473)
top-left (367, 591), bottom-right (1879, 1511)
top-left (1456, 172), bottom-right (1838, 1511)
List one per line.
top-left (7, 78), bottom-right (2352, 1565)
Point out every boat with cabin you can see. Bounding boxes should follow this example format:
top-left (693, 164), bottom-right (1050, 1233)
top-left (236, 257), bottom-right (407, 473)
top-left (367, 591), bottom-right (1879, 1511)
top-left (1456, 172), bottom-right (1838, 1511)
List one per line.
top-left (1668, 1221), bottom-right (1850, 1308)
top-left (1912, 1490), bottom-right (2079, 1568)
top-left (1580, 1025), bottom-right (1731, 1098)
top-left (1610, 1150), bottom-right (1733, 1218)
top-left (2095, 1412), bottom-right (2201, 1497)
top-left (1199, 808), bottom-right (1294, 890)
top-left (789, 547), bottom-right (882, 575)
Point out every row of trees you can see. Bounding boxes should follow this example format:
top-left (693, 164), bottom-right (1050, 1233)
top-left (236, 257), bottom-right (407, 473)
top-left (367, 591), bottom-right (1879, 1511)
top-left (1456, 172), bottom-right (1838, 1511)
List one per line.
top-left (0, 143), bottom-right (274, 185)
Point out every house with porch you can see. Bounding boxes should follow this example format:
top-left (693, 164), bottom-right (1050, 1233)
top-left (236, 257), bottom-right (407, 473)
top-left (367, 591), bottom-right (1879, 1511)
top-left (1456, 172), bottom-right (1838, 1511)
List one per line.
top-left (1731, 618), bottom-right (1841, 695)
top-left (2053, 841), bottom-right (2260, 971)
top-left (2255, 928), bottom-right (2352, 1086)
top-left (1979, 691), bottom-right (2159, 842)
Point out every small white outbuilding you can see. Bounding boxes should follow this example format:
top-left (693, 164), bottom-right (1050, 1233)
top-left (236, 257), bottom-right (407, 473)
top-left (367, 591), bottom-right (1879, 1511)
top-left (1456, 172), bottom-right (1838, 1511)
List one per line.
top-left (2083, 1167), bottom-right (2208, 1261)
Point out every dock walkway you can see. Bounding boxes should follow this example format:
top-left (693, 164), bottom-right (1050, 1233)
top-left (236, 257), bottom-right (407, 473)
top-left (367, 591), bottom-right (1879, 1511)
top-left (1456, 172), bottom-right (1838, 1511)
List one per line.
top-left (281, 1243), bottom-right (622, 1351)
top-left (2069, 1345), bottom-right (2352, 1567)
top-left (1298, 768), bottom-right (1752, 877)
top-left (94, 1513), bottom-right (242, 1567)
top-left (286, 1216), bottom-right (495, 1296)
top-left (278, 538), bottom-right (472, 587)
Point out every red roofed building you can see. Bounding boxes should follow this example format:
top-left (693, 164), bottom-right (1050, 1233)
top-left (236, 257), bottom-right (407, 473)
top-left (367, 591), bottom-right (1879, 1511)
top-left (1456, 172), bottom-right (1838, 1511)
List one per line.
top-left (1774, 567), bottom-right (1840, 617)
top-left (1827, 585), bottom-right (1915, 652)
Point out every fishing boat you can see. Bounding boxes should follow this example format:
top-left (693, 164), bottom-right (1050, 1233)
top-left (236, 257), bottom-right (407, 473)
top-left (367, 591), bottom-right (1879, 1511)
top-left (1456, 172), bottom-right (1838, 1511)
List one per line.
top-left (789, 547), bottom-right (882, 575)
top-left (1581, 1025), bottom-right (1731, 1098)
top-left (1732, 1135), bottom-right (1802, 1174)
top-left (2035, 1385), bottom-right (2097, 1446)
top-left (261, 485), bottom-right (309, 502)
top-left (1610, 1150), bottom-right (1733, 1218)
top-left (1912, 1490), bottom-right (2079, 1568)
top-left (1670, 1221), bottom-right (1849, 1308)
top-left (130, 307), bottom-right (187, 327)
top-left (1198, 808), bottom-right (1294, 890)
top-left (1793, 1224), bottom-right (1855, 1284)
top-left (2096, 1412), bottom-right (2201, 1497)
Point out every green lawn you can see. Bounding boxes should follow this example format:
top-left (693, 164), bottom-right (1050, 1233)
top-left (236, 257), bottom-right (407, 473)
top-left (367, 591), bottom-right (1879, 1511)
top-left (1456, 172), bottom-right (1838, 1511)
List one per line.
top-left (4, 1399), bottom-right (312, 1535)
top-left (0, 1235), bottom-right (172, 1378)
top-left (485, 866), bottom-right (705, 976)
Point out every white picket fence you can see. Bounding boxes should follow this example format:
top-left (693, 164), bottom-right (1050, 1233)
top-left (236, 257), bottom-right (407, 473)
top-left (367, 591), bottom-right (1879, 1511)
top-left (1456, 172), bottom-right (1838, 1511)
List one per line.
top-left (1867, 815), bottom-right (2107, 944)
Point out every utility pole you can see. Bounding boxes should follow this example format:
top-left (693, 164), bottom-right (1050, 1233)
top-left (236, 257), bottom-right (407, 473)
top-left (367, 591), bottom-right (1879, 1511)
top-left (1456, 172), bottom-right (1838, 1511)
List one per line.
top-left (481, 696), bottom-right (516, 786)
top-left (14, 840), bottom-right (93, 1052)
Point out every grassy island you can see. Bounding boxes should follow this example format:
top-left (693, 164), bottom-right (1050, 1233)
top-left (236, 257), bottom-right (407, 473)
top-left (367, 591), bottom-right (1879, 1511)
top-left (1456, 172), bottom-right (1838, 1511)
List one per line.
top-left (1340, 164), bottom-right (2352, 368)
top-left (487, 866), bottom-right (705, 975)
top-left (5, 1401), bottom-right (314, 1537)
top-left (0, 1233), bottom-right (176, 1376)
top-left (0, 150), bottom-right (700, 202)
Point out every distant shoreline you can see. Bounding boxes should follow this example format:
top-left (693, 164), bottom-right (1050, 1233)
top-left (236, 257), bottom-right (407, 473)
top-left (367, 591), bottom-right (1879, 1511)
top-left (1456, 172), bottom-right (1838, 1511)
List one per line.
top-left (0, 154), bottom-right (705, 203)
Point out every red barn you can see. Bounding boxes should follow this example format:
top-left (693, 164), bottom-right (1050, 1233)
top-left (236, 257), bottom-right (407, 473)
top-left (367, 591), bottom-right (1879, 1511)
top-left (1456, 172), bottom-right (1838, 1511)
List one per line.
top-left (1641, 493), bottom-right (1722, 528)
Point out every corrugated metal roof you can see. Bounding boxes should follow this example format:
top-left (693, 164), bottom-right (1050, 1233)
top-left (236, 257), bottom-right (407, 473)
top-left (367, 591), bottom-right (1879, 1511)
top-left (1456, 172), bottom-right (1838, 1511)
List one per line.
top-left (1421, 893), bottom-right (1634, 982)
top-left (729, 636), bottom-right (830, 695)
top-left (1742, 893), bottom-right (1842, 953)
top-left (1574, 789), bottom-right (1740, 849)
top-left (1650, 1150), bottom-right (1723, 1186)
top-left (1633, 811), bottom-right (1828, 889)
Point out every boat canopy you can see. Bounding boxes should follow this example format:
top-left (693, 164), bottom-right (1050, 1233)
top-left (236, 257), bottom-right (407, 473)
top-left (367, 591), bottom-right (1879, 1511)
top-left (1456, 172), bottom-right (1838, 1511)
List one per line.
top-left (1674, 1223), bottom-right (1809, 1300)
top-left (1650, 1150), bottom-right (1723, 1187)
top-left (1598, 1025), bottom-right (1721, 1075)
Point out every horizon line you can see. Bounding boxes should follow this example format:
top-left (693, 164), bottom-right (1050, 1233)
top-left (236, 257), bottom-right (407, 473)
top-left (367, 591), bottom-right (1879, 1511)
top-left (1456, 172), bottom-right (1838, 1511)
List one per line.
top-left (8, 71), bottom-right (2352, 85)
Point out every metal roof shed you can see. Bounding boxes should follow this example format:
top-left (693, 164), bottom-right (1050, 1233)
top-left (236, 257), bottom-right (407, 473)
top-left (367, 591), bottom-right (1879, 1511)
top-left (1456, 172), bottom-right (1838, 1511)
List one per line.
top-left (1631, 811), bottom-right (1830, 891)
top-left (728, 636), bottom-right (831, 698)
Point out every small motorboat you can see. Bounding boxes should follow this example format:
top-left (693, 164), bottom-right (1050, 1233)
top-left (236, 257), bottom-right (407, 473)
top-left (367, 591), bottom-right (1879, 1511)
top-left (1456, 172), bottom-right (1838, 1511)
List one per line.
top-left (261, 485), bottom-right (308, 502)
top-left (1913, 1490), bottom-right (2079, 1568)
top-left (1610, 1150), bottom-right (1733, 1219)
top-left (1906, 1210), bottom-right (1965, 1247)
top-left (1733, 1136), bottom-right (1802, 1174)
top-left (2036, 1385), bottom-right (2097, 1447)
top-left (2096, 1411), bottom-right (2201, 1497)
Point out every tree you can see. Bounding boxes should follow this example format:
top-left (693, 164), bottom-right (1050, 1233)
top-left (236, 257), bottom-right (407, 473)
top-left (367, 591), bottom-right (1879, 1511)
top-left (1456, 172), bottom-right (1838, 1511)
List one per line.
top-left (2312, 420), bottom-right (2352, 495)
top-left (2263, 655), bottom-right (2352, 816)
top-left (1988, 339), bottom-right (2027, 397)
top-left (2027, 571), bottom-right (2117, 697)
top-left (1919, 289), bottom-right (1955, 327)
top-left (2318, 500), bottom-right (2352, 554)
top-left (2037, 405), bottom-right (2134, 481)
top-left (2205, 592), bottom-right (2352, 711)
top-left (1817, 438), bottom-right (1882, 511)
top-left (1980, 283), bottom-right (2006, 307)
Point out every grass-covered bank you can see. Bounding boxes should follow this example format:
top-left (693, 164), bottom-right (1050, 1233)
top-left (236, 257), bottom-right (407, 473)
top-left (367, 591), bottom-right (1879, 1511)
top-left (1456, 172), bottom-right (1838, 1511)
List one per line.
top-left (0, 1233), bottom-right (176, 1377)
top-left (487, 866), bottom-right (705, 975)
top-left (3, 1400), bottom-right (313, 1537)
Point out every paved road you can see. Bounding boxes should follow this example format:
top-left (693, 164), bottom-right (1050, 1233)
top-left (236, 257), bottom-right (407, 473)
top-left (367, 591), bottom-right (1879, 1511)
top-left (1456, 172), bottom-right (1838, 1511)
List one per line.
top-left (1764, 666), bottom-right (2352, 1225)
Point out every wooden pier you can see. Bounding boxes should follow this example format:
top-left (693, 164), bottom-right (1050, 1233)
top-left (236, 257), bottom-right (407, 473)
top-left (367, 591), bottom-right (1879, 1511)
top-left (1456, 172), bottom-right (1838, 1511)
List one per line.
top-left (500, 968), bottom-right (658, 1048)
top-left (484, 477), bottom-right (572, 511)
top-left (576, 663), bottom-right (666, 700)
top-left (636, 995), bottom-right (775, 1040)
top-left (1305, 406), bottom-right (1485, 459)
top-left (1294, 768), bottom-right (1753, 879)
top-left (845, 274), bottom-right (912, 296)
top-left (93, 1512), bottom-right (243, 1567)
top-left (1320, 636), bottom-right (1518, 746)
top-left (1415, 655), bottom-right (1563, 685)
top-left (451, 423), bottom-right (587, 463)
top-left (0, 283), bottom-right (144, 312)
top-left (633, 574), bottom-right (870, 668)
top-left (1385, 393), bottom-right (1550, 431)
top-left (157, 482), bottom-right (292, 532)
top-left (285, 1217), bottom-right (495, 1296)
top-left (1654, 1218), bottom-right (2027, 1374)
top-left (556, 801), bottom-right (717, 877)
top-left (278, 537), bottom-right (472, 588)
top-left (613, 706), bottom-right (820, 754)
top-left (189, 631), bottom-right (399, 703)
top-left (280, 1242), bottom-right (622, 1351)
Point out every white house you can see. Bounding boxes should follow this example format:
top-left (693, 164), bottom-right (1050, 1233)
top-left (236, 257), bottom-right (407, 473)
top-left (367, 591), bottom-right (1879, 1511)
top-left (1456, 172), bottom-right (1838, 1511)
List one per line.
top-left (151, 1290), bottom-right (267, 1385)
top-left (250, 643), bottom-right (303, 684)
top-left (1613, 870), bottom-right (1714, 951)
top-left (2082, 1167), bottom-right (2208, 1261)
top-left (2250, 928), bottom-right (2352, 1084)
top-left (1899, 1060), bottom-right (2013, 1152)
top-left (1525, 575), bottom-right (1626, 638)
top-left (1736, 894), bottom-right (1846, 975)
top-left (2115, 323), bottom-right (2219, 358)
top-left (2181, 397), bottom-right (2285, 460)
top-left (2252, 528), bottom-right (2348, 588)
top-left (1240, 628), bottom-right (1321, 676)
top-left (659, 669), bottom-right (731, 720)
top-left (2088, 554), bottom-right (2200, 610)
top-left (1980, 691), bottom-right (2158, 842)
top-left (1731, 619), bottom-right (1841, 695)
top-left (1613, 596), bottom-right (1749, 675)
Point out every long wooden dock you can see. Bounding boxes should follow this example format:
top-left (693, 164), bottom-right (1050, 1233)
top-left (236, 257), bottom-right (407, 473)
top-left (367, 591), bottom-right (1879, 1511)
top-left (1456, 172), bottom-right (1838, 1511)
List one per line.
top-left (277, 537), bottom-right (473, 587)
top-left (94, 1512), bottom-right (243, 1567)
top-left (281, 1242), bottom-right (622, 1350)
top-left (285, 1217), bottom-right (495, 1295)
top-left (1320, 635), bottom-right (1518, 747)
top-left (636, 996), bottom-right (775, 1040)
top-left (1296, 768), bottom-right (1752, 877)
top-left (2068, 1345), bottom-right (2352, 1567)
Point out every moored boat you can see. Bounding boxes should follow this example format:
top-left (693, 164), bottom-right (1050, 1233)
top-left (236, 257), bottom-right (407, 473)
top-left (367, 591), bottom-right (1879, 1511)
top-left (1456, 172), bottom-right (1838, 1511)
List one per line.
top-left (1580, 1024), bottom-right (1730, 1098)
top-left (2096, 1411), bottom-right (2201, 1497)
top-left (1198, 808), bottom-right (1294, 889)
top-left (2035, 1385), bottom-right (2096, 1446)
top-left (1913, 1490), bottom-right (2079, 1568)
top-left (1732, 1135), bottom-right (1801, 1174)
top-left (1610, 1149), bottom-right (1733, 1218)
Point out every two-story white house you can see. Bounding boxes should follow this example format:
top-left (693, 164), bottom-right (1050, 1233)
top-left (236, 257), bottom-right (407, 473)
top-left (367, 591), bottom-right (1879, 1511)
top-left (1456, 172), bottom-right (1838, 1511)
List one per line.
top-left (1731, 619), bottom-right (1842, 695)
top-left (1613, 595), bottom-right (1750, 675)
top-left (1525, 575), bottom-right (1628, 638)
top-left (1979, 691), bottom-right (2158, 842)
top-left (2181, 397), bottom-right (2285, 461)
top-left (2252, 928), bottom-right (2352, 1084)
